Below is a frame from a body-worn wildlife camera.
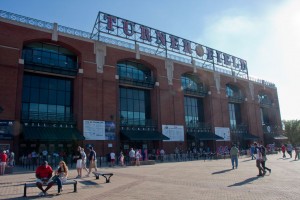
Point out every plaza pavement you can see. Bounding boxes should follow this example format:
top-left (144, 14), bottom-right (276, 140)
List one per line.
top-left (0, 153), bottom-right (299, 200)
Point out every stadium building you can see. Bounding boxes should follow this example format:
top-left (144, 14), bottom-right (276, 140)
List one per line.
top-left (0, 10), bottom-right (284, 158)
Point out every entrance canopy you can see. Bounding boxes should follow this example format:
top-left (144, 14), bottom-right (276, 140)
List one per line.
top-left (188, 132), bottom-right (224, 141)
top-left (121, 130), bottom-right (169, 141)
top-left (23, 127), bottom-right (85, 141)
top-left (242, 133), bottom-right (260, 140)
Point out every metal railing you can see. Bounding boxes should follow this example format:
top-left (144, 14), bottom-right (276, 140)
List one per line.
top-left (227, 93), bottom-right (245, 103)
top-left (119, 75), bottom-right (156, 88)
top-left (120, 118), bottom-right (157, 129)
top-left (183, 86), bottom-right (207, 97)
top-left (262, 124), bottom-right (282, 134)
top-left (21, 111), bottom-right (75, 123)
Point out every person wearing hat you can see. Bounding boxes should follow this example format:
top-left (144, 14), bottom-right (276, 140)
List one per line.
top-left (35, 161), bottom-right (54, 196)
top-left (0, 150), bottom-right (8, 175)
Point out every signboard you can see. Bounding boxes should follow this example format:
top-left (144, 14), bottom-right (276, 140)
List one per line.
top-left (162, 125), bottom-right (184, 141)
top-left (83, 120), bottom-right (116, 140)
top-left (0, 120), bottom-right (14, 140)
top-left (0, 144), bottom-right (10, 151)
top-left (84, 120), bottom-right (105, 140)
top-left (215, 127), bottom-right (230, 141)
top-left (91, 12), bottom-right (248, 75)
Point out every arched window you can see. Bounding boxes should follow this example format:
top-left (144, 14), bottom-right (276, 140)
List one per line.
top-left (117, 61), bottom-right (155, 88)
top-left (117, 61), bottom-right (153, 126)
top-left (22, 42), bottom-right (78, 75)
top-left (181, 74), bottom-right (205, 126)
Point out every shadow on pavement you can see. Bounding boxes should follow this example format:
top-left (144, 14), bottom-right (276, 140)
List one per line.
top-left (228, 176), bottom-right (260, 187)
top-left (241, 159), bottom-right (254, 162)
top-left (212, 169), bottom-right (232, 175)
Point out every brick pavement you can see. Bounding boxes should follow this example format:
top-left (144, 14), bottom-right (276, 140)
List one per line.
top-left (0, 153), bottom-right (299, 200)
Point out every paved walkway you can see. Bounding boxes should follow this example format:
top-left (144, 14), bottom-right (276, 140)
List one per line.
top-left (0, 153), bottom-right (299, 200)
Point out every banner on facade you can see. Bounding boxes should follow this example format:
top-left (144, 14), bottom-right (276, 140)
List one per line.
top-left (0, 120), bottom-right (14, 140)
top-left (215, 127), bottom-right (230, 141)
top-left (83, 120), bottom-right (116, 140)
top-left (162, 125), bottom-right (184, 141)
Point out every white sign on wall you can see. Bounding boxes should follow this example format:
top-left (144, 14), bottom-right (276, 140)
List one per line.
top-left (162, 125), bottom-right (184, 141)
top-left (83, 120), bottom-right (105, 140)
top-left (215, 127), bottom-right (231, 141)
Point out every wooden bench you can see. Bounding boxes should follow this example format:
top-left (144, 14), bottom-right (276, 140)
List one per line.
top-left (92, 172), bottom-right (114, 183)
top-left (23, 180), bottom-right (77, 197)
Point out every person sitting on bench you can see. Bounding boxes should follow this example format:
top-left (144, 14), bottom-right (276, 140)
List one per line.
top-left (35, 161), bottom-right (54, 196)
top-left (52, 161), bottom-right (68, 195)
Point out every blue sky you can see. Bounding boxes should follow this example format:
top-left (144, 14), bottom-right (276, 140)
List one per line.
top-left (1, 0), bottom-right (300, 120)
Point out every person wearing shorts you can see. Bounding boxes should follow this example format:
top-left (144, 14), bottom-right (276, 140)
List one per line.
top-left (75, 147), bottom-right (82, 178)
top-left (0, 150), bottom-right (8, 175)
top-left (35, 161), bottom-right (54, 196)
top-left (86, 147), bottom-right (97, 177)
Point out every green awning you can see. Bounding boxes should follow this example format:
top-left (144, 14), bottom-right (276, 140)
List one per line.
top-left (23, 127), bottom-right (85, 141)
top-left (188, 132), bottom-right (224, 140)
top-left (242, 133), bottom-right (259, 140)
top-left (121, 130), bottom-right (170, 141)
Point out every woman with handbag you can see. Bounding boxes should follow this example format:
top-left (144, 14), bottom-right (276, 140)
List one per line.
top-left (53, 161), bottom-right (68, 195)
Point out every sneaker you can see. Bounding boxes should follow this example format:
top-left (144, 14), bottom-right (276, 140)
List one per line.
top-left (85, 174), bottom-right (90, 177)
top-left (75, 175), bottom-right (81, 179)
top-left (38, 192), bottom-right (44, 196)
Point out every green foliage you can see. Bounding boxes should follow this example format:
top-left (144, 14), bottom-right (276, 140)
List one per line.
top-left (283, 120), bottom-right (300, 145)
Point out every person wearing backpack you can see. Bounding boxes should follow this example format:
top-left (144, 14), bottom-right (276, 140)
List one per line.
top-left (260, 144), bottom-right (271, 174)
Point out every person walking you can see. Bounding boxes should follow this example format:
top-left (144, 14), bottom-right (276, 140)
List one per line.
top-left (53, 161), bottom-right (68, 195)
top-left (287, 143), bottom-right (293, 158)
top-left (250, 144), bottom-right (255, 160)
top-left (0, 150), bottom-right (8, 175)
top-left (80, 147), bottom-right (89, 173)
top-left (230, 144), bottom-right (239, 169)
top-left (129, 148), bottom-right (136, 166)
top-left (119, 151), bottom-right (125, 167)
top-left (260, 144), bottom-right (271, 174)
top-left (75, 147), bottom-right (82, 178)
top-left (110, 151), bottom-right (116, 167)
top-left (254, 142), bottom-right (265, 177)
top-left (86, 147), bottom-right (97, 177)
top-left (135, 149), bottom-right (142, 166)
top-left (281, 144), bottom-right (286, 158)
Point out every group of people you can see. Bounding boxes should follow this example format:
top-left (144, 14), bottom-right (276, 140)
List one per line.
top-left (129, 148), bottom-right (142, 166)
top-left (34, 145), bottom-right (98, 196)
top-left (74, 146), bottom-right (97, 178)
top-left (230, 142), bottom-right (271, 177)
top-left (35, 160), bottom-right (68, 196)
top-left (0, 150), bottom-right (15, 175)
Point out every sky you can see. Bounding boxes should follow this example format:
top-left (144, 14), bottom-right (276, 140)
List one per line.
top-left (1, 0), bottom-right (300, 120)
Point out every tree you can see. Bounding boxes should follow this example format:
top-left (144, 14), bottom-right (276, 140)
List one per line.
top-left (283, 120), bottom-right (300, 145)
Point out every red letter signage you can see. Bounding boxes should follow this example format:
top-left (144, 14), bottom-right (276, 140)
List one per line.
top-left (122, 20), bottom-right (135, 36)
top-left (104, 14), bottom-right (116, 31)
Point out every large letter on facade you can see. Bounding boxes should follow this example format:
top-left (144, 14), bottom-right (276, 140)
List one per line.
top-left (140, 26), bottom-right (151, 42)
top-left (104, 14), bottom-right (116, 31)
top-left (182, 39), bottom-right (192, 54)
top-left (155, 31), bottom-right (166, 46)
top-left (169, 35), bottom-right (180, 50)
top-left (206, 47), bottom-right (214, 60)
top-left (122, 20), bottom-right (135, 36)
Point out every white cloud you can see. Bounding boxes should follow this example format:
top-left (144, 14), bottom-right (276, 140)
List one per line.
top-left (197, 0), bottom-right (300, 120)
